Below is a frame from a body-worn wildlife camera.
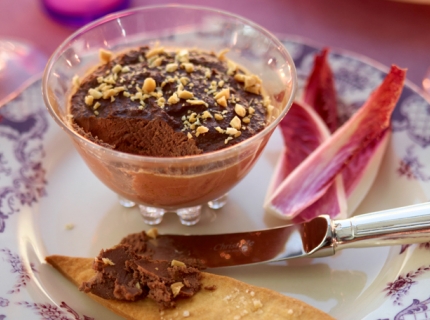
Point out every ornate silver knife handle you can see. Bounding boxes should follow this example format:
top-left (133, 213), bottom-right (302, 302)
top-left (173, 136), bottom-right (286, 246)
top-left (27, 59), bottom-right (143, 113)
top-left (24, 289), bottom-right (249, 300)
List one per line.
top-left (332, 202), bottom-right (430, 251)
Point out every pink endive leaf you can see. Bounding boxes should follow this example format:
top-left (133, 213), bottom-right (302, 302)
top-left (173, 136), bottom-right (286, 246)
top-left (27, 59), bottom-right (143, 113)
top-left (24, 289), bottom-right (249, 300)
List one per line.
top-left (265, 101), bottom-right (347, 221)
top-left (265, 65), bottom-right (406, 219)
top-left (303, 48), bottom-right (338, 133)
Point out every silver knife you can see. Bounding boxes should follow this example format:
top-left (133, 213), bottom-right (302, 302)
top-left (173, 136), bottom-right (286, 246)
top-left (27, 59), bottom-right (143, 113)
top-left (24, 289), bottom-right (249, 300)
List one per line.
top-left (149, 202), bottom-right (430, 268)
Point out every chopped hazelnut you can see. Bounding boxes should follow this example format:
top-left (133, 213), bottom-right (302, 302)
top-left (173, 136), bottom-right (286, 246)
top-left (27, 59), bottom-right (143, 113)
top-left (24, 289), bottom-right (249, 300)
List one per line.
top-left (234, 104), bottom-right (247, 117)
top-left (225, 127), bottom-right (238, 135)
top-left (214, 113), bottom-right (224, 121)
top-left (150, 57), bottom-right (164, 68)
top-left (145, 46), bottom-right (165, 59)
top-left (217, 96), bottom-right (228, 107)
top-left (196, 126), bottom-right (209, 137)
top-left (242, 116), bottom-right (251, 124)
top-left (168, 92), bottom-right (180, 104)
top-left (227, 61), bottom-right (237, 75)
top-left (201, 111), bottom-right (213, 119)
top-left (93, 102), bottom-right (101, 110)
top-left (146, 228), bottom-right (158, 239)
top-left (171, 260), bottom-right (186, 267)
top-left (171, 282), bottom-right (184, 298)
top-left (84, 95), bottom-right (94, 106)
top-left (179, 77), bottom-right (190, 86)
top-left (121, 66), bottom-right (131, 73)
top-left (102, 258), bottom-right (115, 266)
top-left (178, 90), bottom-right (194, 99)
top-left (218, 48), bottom-right (230, 61)
top-left (99, 48), bottom-right (112, 63)
top-left (142, 77), bottom-right (156, 93)
top-left (215, 126), bottom-right (225, 133)
top-left (187, 132), bottom-right (193, 139)
top-left (112, 64), bottom-right (122, 74)
top-left (88, 88), bottom-right (103, 99)
top-left (248, 106), bottom-right (255, 115)
top-left (181, 62), bottom-right (195, 73)
top-left (214, 88), bottom-right (230, 100)
top-left (72, 75), bottom-right (80, 88)
top-left (230, 116), bottom-right (241, 130)
top-left (234, 73), bottom-right (245, 82)
top-left (187, 99), bottom-right (208, 107)
top-left (165, 62), bottom-right (179, 72)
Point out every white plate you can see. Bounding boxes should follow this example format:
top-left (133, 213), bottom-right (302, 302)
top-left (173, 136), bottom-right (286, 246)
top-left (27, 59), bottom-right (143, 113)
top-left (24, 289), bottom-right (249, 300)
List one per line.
top-left (1, 36), bottom-right (430, 320)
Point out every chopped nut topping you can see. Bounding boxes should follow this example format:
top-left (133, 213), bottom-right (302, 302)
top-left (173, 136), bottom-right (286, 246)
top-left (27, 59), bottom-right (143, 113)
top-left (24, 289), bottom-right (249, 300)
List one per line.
top-left (168, 92), bottom-right (180, 104)
top-left (135, 282), bottom-right (141, 289)
top-left (215, 126), bottom-right (225, 133)
top-left (226, 127), bottom-right (238, 135)
top-left (214, 88), bottom-right (230, 100)
top-left (176, 49), bottom-right (189, 63)
top-left (242, 116), bottom-right (250, 124)
top-left (214, 113), bottom-right (224, 121)
top-left (150, 57), bottom-right (164, 68)
top-left (170, 282), bottom-right (184, 298)
top-left (112, 64), bottom-right (122, 74)
top-left (234, 104), bottom-right (246, 117)
top-left (248, 106), bottom-right (255, 115)
top-left (121, 66), bottom-right (131, 73)
top-left (93, 102), bottom-right (101, 110)
top-left (142, 77), bottom-right (156, 93)
top-left (102, 257), bottom-right (115, 266)
top-left (165, 62), bottom-right (178, 72)
top-left (72, 75), bottom-right (80, 88)
top-left (102, 89), bottom-right (116, 99)
top-left (244, 75), bottom-right (262, 94)
top-left (227, 60), bottom-right (237, 75)
top-left (218, 80), bottom-right (225, 87)
top-left (181, 62), bottom-right (195, 73)
top-left (205, 68), bottom-right (212, 78)
top-left (171, 260), bottom-right (186, 267)
top-left (218, 48), bottom-right (230, 61)
top-left (180, 76), bottom-right (190, 86)
top-left (230, 116), bottom-right (241, 130)
top-left (187, 132), bottom-right (193, 139)
top-left (234, 73), bottom-right (245, 82)
top-left (201, 110), bottom-right (213, 119)
top-left (145, 46), bottom-right (165, 58)
top-left (88, 88), bottom-right (103, 99)
top-left (146, 228), bottom-right (158, 239)
top-left (217, 96), bottom-right (227, 107)
top-left (157, 97), bottom-right (166, 107)
top-left (99, 48), bottom-right (112, 63)
top-left (178, 90), bottom-right (194, 99)
top-left (263, 96), bottom-right (271, 107)
top-left (187, 99), bottom-right (208, 107)
top-left (196, 126), bottom-right (209, 137)
top-left (84, 95), bottom-right (94, 106)
top-left (225, 136), bottom-right (233, 144)
top-left (189, 113), bottom-right (197, 123)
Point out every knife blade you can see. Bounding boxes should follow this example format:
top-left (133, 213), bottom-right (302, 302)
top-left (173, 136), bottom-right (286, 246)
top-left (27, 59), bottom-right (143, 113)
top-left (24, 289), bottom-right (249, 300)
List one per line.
top-left (148, 202), bottom-right (430, 268)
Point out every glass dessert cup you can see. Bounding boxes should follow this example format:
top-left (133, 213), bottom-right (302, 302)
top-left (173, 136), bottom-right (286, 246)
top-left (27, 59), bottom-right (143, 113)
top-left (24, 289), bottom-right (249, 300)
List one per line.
top-left (42, 5), bottom-right (297, 226)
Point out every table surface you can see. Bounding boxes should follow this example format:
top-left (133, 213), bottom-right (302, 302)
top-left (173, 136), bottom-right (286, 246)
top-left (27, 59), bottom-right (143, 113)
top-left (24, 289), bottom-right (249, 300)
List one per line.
top-left (1, 0), bottom-right (430, 88)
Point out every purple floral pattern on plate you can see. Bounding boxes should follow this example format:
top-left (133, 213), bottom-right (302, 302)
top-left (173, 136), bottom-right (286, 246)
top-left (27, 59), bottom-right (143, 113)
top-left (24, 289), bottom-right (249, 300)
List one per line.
top-left (0, 82), bottom-right (48, 233)
top-left (17, 301), bottom-right (94, 320)
top-left (0, 248), bottom-right (36, 294)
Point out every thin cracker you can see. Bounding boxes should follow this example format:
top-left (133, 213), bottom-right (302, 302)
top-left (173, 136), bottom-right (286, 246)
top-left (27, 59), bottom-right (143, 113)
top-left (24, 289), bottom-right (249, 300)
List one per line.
top-left (46, 255), bottom-right (334, 320)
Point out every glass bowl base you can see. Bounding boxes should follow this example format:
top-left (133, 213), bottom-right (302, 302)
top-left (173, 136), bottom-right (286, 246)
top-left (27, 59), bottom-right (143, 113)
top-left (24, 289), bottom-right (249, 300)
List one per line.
top-left (118, 194), bottom-right (228, 226)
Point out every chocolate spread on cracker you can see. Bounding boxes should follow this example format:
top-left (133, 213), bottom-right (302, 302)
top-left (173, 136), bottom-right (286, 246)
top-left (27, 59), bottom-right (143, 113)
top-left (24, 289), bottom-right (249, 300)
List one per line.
top-left (69, 46), bottom-right (270, 156)
top-left (80, 230), bottom-right (203, 309)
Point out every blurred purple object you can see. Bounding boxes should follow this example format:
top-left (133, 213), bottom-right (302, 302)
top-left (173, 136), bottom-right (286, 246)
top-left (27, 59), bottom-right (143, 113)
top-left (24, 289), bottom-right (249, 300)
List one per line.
top-left (41, 0), bottom-right (131, 27)
top-left (0, 39), bottom-right (47, 104)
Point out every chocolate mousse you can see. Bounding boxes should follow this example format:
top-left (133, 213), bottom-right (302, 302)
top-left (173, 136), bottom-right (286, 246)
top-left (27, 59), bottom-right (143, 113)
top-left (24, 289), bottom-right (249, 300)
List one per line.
top-left (80, 229), bottom-right (202, 309)
top-left (69, 46), bottom-right (270, 156)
